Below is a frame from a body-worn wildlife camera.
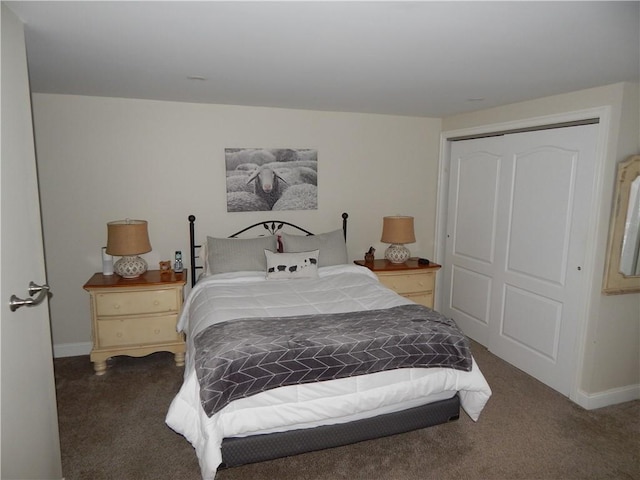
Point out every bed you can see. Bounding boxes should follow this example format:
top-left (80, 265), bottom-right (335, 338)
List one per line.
top-left (166, 213), bottom-right (491, 479)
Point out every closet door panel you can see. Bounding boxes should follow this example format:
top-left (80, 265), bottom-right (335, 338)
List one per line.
top-left (450, 265), bottom-right (492, 331)
top-left (489, 126), bottom-right (598, 395)
top-left (501, 284), bottom-right (562, 361)
top-left (443, 138), bottom-right (503, 345)
top-left (453, 152), bottom-right (500, 264)
top-left (507, 147), bottom-right (576, 285)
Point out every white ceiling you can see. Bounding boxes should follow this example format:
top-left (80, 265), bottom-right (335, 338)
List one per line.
top-left (6, 1), bottom-right (640, 118)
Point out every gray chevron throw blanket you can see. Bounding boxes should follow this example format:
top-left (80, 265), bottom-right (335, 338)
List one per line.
top-left (194, 304), bottom-right (471, 417)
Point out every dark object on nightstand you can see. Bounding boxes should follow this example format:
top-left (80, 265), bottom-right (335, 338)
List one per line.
top-left (364, 246), bottom-right (375, 263)
top-left (418, 258), bottom-right (430, 265)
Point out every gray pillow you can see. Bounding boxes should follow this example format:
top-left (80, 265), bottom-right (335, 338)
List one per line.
top-left (280, 229), bottom-right (347, 267)
top-left (207, 235), bottom-right (278, 274)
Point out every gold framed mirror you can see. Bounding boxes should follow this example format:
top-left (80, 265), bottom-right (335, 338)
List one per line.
top-left (602, 154), bottom-right (640, 294)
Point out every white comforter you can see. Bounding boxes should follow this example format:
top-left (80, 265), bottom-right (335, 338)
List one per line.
top-left (166, 265), bottom-right (491, 480)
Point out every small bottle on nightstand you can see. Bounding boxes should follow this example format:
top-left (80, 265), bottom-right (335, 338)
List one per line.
top-left (174, 250), bottom-right (183, 273)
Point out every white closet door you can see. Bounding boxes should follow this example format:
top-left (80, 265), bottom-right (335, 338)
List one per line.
top-left (443, 124), bottom-right (598, 395)
top-left (443, 136), bottom-right (504, 346)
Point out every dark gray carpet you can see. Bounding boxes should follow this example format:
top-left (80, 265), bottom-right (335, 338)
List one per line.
top-left (54, 342), bottom-right (639, 479)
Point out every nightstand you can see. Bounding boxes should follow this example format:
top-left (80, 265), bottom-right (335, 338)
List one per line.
top-left (354, 259), bottom-right (441, 309)
top-left (83, 269), bottom-right (187, 375)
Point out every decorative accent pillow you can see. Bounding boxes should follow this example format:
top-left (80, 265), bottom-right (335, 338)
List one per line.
top-left (280, 229), bottom-right (348, 267)
top-left (207, 235), bottom-right (278, 275)
top-left (265, 250), bottom-right (319, 279)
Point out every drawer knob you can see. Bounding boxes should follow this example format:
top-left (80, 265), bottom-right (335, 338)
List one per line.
top-left (154, 329), bottom-right (160, 335)
top-left (153, 300), bottom-right (160, 306)
top-left (116, 332), bottom-right (123, 337)
top-left (113, 304), bottom-right (120, 310)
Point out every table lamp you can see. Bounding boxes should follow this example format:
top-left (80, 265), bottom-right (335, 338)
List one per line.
top-left (381, 215), bottom-right (415, 264)
top-left (106, 219), bottom-right (152, 278)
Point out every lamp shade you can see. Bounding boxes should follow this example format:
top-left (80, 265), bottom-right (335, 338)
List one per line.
top-left (380, 216), bottom-right (416, 245)
top-left (106, 219), bottom-right (151, 256)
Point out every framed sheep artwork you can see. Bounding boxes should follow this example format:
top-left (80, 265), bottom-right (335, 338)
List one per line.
top-left (225, 148), bottom-right (318, 212)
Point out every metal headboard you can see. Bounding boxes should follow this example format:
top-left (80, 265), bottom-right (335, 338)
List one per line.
top-left (188, 212), bottom-right (349, 287)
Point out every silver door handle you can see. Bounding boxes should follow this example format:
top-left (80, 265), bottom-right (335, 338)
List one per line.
top-left (27, 281), bottom-right (49, 296)
top-left (9, 282), bottom-right (50, 312)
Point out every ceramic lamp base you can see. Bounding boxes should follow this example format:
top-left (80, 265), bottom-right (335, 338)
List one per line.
top-left (385, 244), bottom-right (410, 264)
top-left (114, 255), bottom-right (148, 278)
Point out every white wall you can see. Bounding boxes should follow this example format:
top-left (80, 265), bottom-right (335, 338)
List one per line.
top-left (32, 84), bottom-right (638, 403)
top-left (31, 94), bottom-right (441, 353)
top-left (442, 82), bottom-right (640, 404)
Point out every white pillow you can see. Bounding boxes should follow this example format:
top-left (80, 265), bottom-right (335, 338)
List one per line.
top-left (265, 250), bottom-right (319, 279)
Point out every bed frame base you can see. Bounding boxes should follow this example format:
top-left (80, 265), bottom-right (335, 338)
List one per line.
top-left (220, 394), bottom-right (460, 468)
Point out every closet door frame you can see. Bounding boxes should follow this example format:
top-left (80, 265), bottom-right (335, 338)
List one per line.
top-left (435, 106), bottom-right (611, 404)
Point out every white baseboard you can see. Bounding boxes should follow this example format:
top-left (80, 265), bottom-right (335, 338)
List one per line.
top-left (53, 341), bottom-right (92, 358)
top-left (573, 383), bottom-right (640, 410)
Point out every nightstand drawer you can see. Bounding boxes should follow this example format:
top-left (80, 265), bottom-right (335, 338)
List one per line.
top-left (403, 292), bottom-right (434, 309)
top-left (97, 314), bottom-right (181, 347)
top-left (95, 289), bottom-right (179, 317)
top-left (378, 272), bottom-right (434, 295)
